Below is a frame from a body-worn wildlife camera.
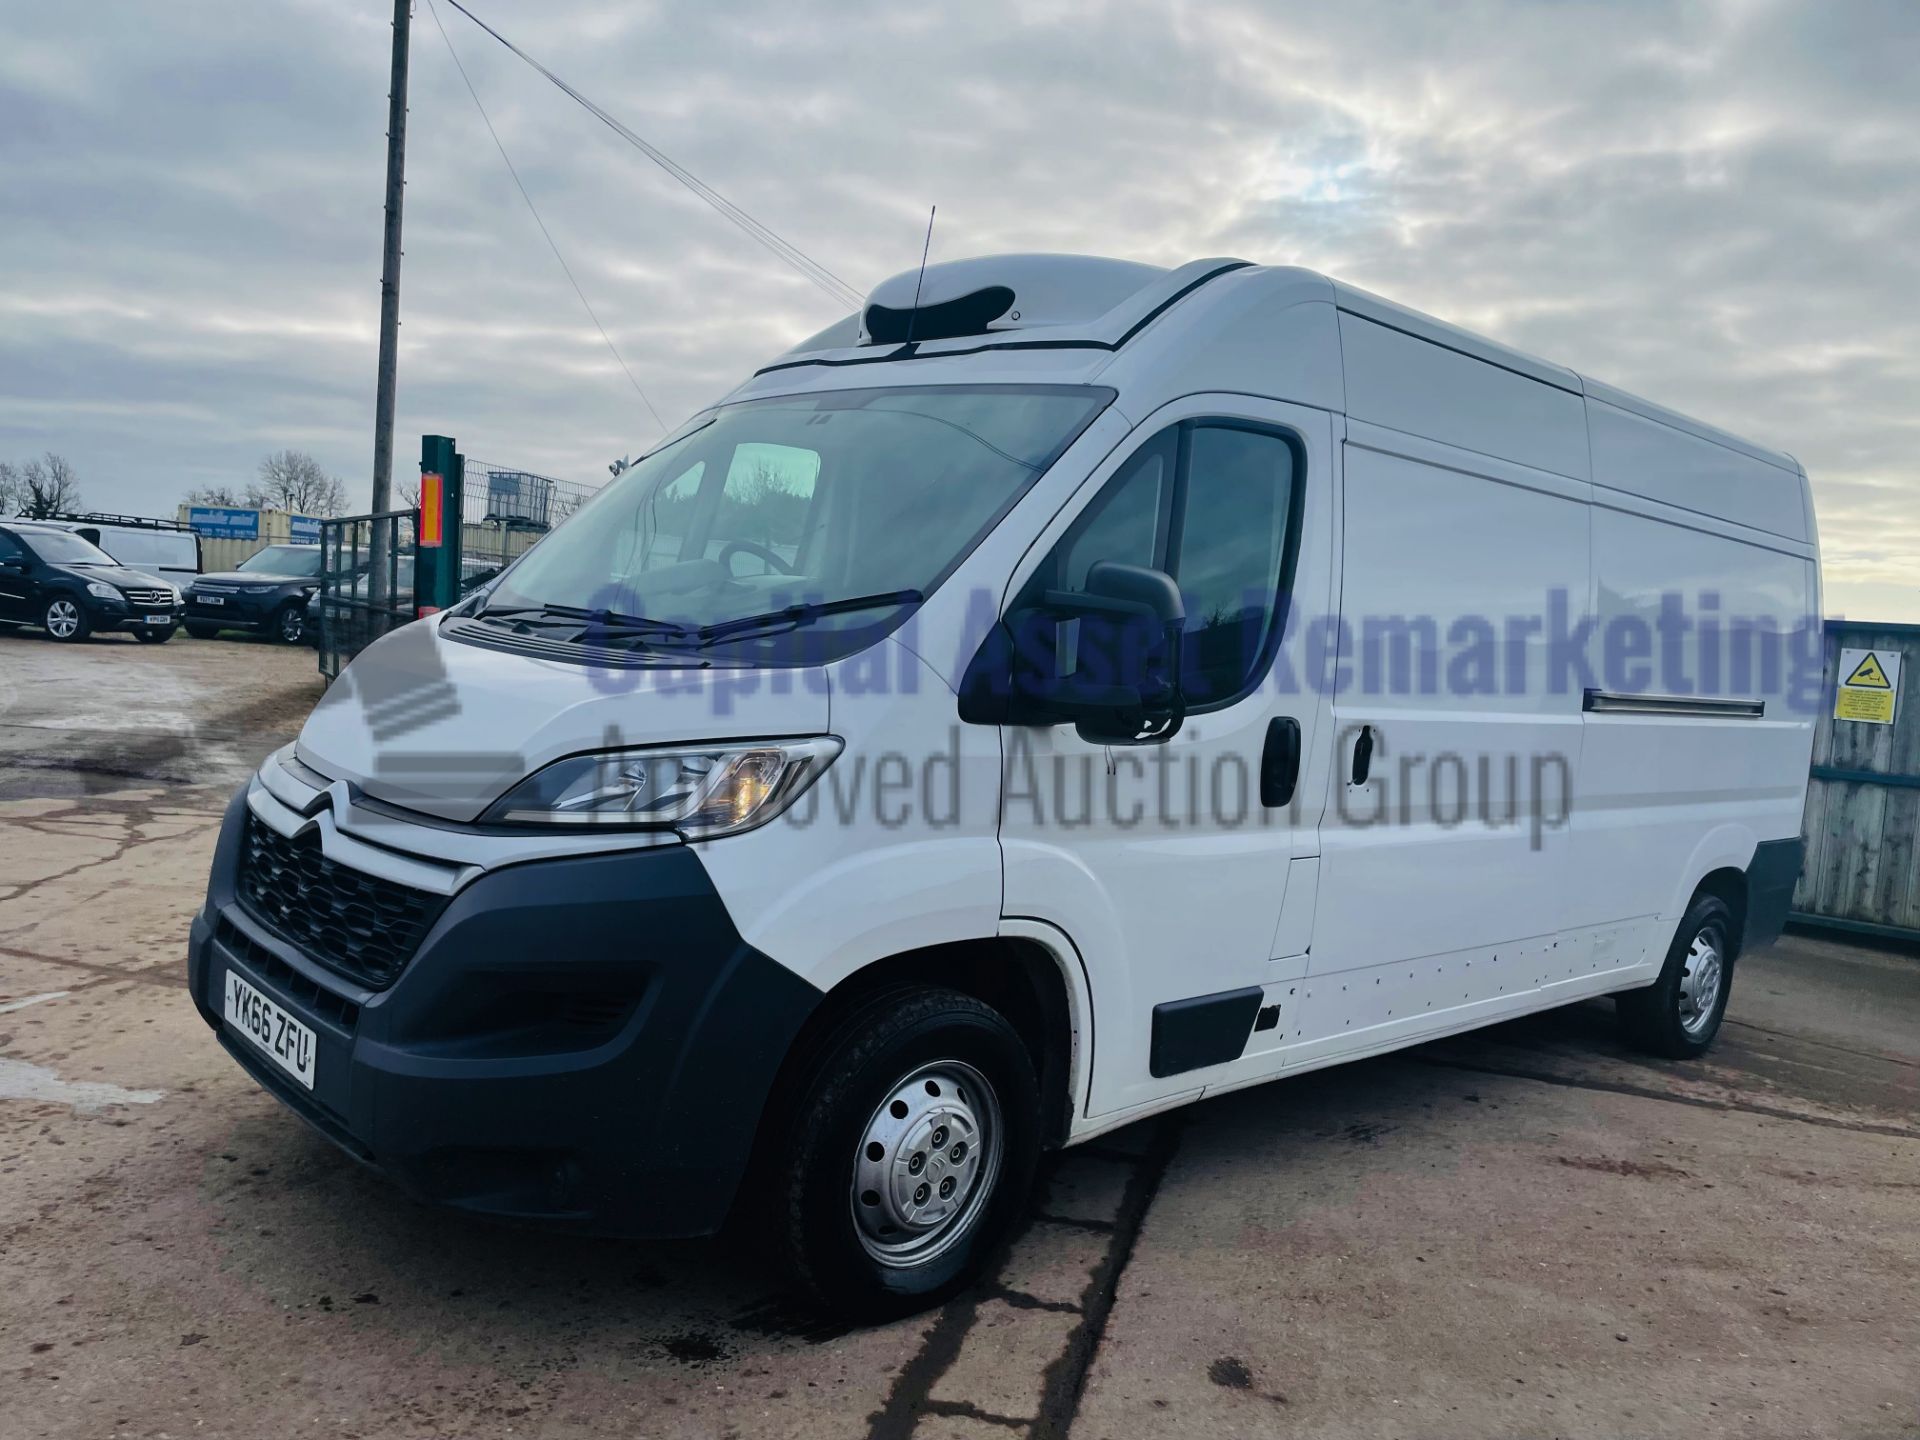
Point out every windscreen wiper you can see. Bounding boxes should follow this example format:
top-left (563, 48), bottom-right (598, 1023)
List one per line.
top-left (478, 602), bottom-right (697, 642)
top-left (696, 590), bottom-right (924, 647)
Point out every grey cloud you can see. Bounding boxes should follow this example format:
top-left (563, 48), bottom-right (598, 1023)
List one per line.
top-left (0, 0), bottom-right (1913, 615)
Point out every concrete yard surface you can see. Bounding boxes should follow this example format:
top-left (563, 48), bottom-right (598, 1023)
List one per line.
top-left (1, 629), bottom-right (1917, 1439)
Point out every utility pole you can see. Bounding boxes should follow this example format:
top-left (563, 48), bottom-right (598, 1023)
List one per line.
top-left (370, 0), bottom-right (411, 617)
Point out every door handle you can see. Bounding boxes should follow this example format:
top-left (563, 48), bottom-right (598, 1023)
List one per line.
top-left (1260, 716), bottom-right (1301, 807)
top-left (1350, 724), bottom-right (1375, 785)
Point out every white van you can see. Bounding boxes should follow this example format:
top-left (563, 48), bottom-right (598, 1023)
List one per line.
top-left (189, 255), bottom-right (1820, 1315)
top-left (40, 513), bottom-right (202, 583)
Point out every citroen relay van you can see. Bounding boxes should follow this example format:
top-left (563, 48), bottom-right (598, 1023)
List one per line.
top-left (188, 255), bottom-right (1820, 1315)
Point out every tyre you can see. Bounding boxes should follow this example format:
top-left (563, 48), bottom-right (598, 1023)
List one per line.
top-left (762, 986), bottom-right (1040, 1318)
top-left (273, 602), bottom-right (305, 645)
top-left (184, 622), bottom-right (221, 640)
top-left (135, 627), bottom-right (175, 644)
top-left (42, 595), bottom-right (91, 642)
top-left (1617, 893), bottom-right (1735, 1059)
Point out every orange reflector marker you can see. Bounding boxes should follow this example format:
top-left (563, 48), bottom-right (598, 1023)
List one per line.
top-left (419, 471), bottom-right (444, 548)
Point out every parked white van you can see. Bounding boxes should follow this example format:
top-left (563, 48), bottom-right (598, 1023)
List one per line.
top-left (190, 255), bottom-right (1820, 1315)
top-left (38, 512), bottom-right (202, 584)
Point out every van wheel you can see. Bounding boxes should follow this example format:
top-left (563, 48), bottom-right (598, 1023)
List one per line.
top-left (1617, 894), bottom-right (1734, 1059)
top-left (42, 596), bottom-right (91, 642)
top-left (764, 987), bottom-right (1039, 1318)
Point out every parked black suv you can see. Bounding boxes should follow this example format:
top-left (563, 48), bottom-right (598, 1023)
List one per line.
top-left (184, 544), bottom-right (323, 643)
top-left (0, 521), bottom-right (185, 642)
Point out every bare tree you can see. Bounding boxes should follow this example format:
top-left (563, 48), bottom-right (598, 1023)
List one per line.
top-left (183, 483), bottom-right (249, 508)
top-left (0, 461), bottom-right (21, 516)
top-left (249, 450), bottom-right (347, 516)
top-left (19, 453), bottom-right (82, 517)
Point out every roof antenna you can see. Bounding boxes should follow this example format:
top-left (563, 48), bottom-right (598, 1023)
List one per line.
top-left (903, 205), bottom-right (936, 347)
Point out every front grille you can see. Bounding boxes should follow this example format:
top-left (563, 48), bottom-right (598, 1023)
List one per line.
top-left (215, 915), bottom-right (361, 1029)
top-left (122, 587), bottom-right (174, 606)
top-left (236, 814), bottom-right (440, 989)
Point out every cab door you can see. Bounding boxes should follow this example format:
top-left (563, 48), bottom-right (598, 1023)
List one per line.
top-left (996, 396), bottom-right (1336, 1120)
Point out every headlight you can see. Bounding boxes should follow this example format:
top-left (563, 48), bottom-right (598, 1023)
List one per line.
top-left (86, 581), bottom-right (120, 599)
top-left (481, 737), bottom-right (843, 838)
top-left (242, 584), bottom-right (278, 595)
top-left (167, 585), bottom-right (182, 603)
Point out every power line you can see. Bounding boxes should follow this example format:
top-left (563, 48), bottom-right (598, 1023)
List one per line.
top-left (443, 0), bottom-right (864, 312)
top-left (425, 0), bottom-right (665, 432)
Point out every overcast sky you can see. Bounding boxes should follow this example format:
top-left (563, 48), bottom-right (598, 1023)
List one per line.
top-left (1, 0), bottom-right (1914, 616)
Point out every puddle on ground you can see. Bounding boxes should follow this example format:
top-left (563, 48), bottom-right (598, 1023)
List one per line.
top-left (0, 1056), bottom-right (164, 1112)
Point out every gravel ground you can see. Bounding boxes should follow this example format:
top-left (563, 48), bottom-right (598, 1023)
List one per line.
top-left (2, 629), bottom-right (1915, 1439)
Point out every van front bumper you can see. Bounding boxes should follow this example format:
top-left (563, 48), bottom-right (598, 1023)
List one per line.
top-left (187, 786), bottom-right (821, 1237)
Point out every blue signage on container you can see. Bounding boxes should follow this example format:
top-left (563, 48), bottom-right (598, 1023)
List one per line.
top-left (289, 514), bottom-right (321, 543)
top-left (188, 506), bottom-right (260, 540)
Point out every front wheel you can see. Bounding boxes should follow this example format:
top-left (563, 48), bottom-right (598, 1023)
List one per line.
top-left (134, 626), bottom-right (175, 644)
top-left (272, 602), bottom-right (305, 645)
top-left (184, 622), bottom-right (221, 640)
top-left (1617, 894), bottom-right (1734, 1059)
top-left (42, 596), bottom-right (91, 642)
top-left (763, 987), bottom-right (1040, 1318)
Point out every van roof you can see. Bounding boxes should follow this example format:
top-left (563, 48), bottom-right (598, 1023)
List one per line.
top-left (743, 253), bottom-right (1797, 475)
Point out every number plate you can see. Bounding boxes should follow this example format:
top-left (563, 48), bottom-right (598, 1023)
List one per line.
top-left (145, 614), bottom-right (171, 625)
top-left (223, 971), bottom-right (316, 1090)
top-left (200, 595), bottom-right (225, 605)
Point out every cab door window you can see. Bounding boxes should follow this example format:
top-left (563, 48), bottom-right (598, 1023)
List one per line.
top-left (1016, 420), bottom-right (1300, 709)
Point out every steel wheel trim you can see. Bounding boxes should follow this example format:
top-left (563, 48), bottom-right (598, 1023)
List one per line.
top-left (850, 1060), bottom-right (1004, 1269)
top-left (45, 601), bottom-right (81, 639)
top-left (1678, 927), bottom-right (1724, 1038)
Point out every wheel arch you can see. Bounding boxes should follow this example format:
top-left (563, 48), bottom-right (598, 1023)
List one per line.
top-left (760, 931), bottom-right (1084, 1154)
top-left (1669, 825), bottom-right (1758, 950)
top-left (1690, 866), bottom-right (1750, 959)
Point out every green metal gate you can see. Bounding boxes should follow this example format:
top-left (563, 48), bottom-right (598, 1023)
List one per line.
top-left (317, 436), bottom-right (600, 680)
top-left (316, 508), bottom-right (416, 681)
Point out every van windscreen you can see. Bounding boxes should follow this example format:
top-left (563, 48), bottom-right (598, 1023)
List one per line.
top-left (480, 384), bottom-right (1112, 660)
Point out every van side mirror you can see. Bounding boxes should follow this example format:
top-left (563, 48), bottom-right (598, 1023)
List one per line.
top-left (958, 561), bottom-right (1186, 745)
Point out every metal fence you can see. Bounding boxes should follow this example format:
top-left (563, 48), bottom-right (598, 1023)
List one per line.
top-left (313, 456), bottom-right (601, 681)
top-left (316, 509), bottom-right (417, 682)
top-left (1793, 619), bottom-right (1920, 943)
top-left (458, 459), bottom-right (600, 582)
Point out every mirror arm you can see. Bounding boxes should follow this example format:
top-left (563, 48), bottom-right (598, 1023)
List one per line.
top-left (1035, 589), bottom-right (1156, 623)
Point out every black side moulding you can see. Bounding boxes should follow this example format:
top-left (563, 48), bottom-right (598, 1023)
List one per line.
top-left (1149, 985), bottom-right (1264, 1077)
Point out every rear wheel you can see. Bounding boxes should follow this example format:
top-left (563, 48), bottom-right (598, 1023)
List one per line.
top-left (762, 986), bottom-right (1040, 1318)
top-left (42, 596), bottom-right (91, 642)
top-left (184, 623), bottom-right (220, 640)
top-left (1618, 893), bottom-right (1734, 1059)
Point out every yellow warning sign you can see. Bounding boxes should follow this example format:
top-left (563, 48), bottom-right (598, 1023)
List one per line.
top-left (1835, 647), bottom-right (1900, 725)
top-left (1844, 652), bottom-right (1892, 689)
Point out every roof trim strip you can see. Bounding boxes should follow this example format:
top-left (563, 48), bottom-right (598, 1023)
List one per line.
top-left (752, 261), bottom-right (1252, 378)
